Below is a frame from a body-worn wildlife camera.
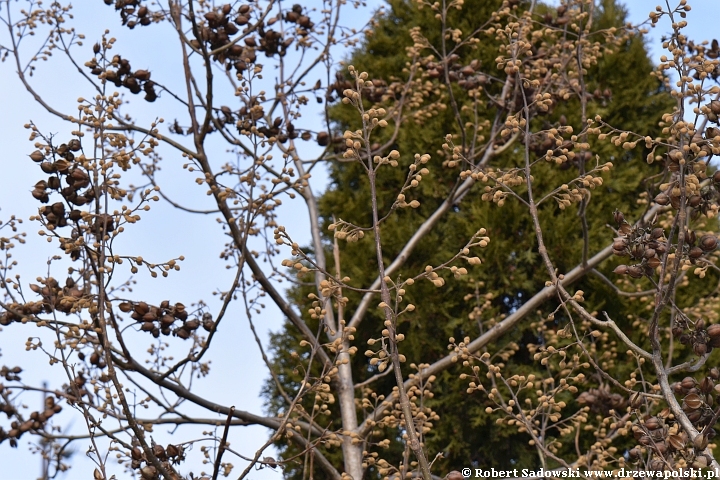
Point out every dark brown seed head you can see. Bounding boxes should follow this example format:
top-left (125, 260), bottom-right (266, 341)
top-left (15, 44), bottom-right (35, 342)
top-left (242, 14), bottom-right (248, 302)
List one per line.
top-left (654, 193), bottom-right (670, 205)
top-left (700, 235), bottom-right (718, 251)
top-left (694, 342), bottom-right (708, 356)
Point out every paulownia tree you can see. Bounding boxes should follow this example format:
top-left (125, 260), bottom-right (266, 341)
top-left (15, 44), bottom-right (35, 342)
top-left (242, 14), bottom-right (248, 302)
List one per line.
top-left (1, 0), bottom-right (720, 479)
top-left (266, 0), bottom-right (677, 474)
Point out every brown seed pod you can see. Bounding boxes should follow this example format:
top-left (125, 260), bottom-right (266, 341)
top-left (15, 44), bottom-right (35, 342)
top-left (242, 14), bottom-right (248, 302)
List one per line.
top-left (152, 444), bottom-right (167, 460)
top-left (141, 466), bottom-right (157, 480)
top-left (667, 434), bottom-right (685, 451)
top-left (627, 266), bottom-right (644, 278)
top-left (297, 15), bottom-right (312, 28)
top-left (700, 377), bottom-right (715, 394)
top-left (160, 314), bottom-right (175, 328)
top-left (693, 433), bottom-right (709, 450)
top-left (710, 100), bottom-right (720, 115)
top-left (681, 377), bottom-right (697, 389)
top-left (613, 265), bottom-right (628, 275)
top-left (317, 131), bottom-right (329, 146)
top-left (644, 416), bottom-right (661, 430)
top-left (175, 327), bottom-right (191, 340)
top-left (131, 446), bottom-right (143, 461)
top-left (225, 22), bottom-right (238, 35)
top-left (707, 324), bottom-right (720, 339)
top-left (653, 441), bottom-right (668, 455)
top-left (40, 162), bottom-right (57, 174)
top-left (67, 139), bottom-right (81, 152)
top-left (646, 257), bottom-right (661, 269)
top-left (202, 312), bottom-right (214, 332)
top-left (654, 192), bottom-right (670, 205)
top-left (684, 393), bottom-right (704, 410)
top-left (687, 409), bottom-right (703, 423)
top-left (134, 69), bottom-right (150, 81)
top-left (47, 177), bottom-right (61, 190)
top-left (134, 301), bottom-right (149, 315)
top-left (166, 444), bottom-right (180, 458)
top-left (700, 235), bottom-right (718, 252)
top-left (693, 455), bottom-right (709, 469)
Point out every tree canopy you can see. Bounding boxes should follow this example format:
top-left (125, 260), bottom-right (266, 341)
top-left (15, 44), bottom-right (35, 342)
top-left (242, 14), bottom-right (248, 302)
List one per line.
top-left (266, 0), bottom-right (682, 474)
top-left (1, 0), bottom-right (720, 479)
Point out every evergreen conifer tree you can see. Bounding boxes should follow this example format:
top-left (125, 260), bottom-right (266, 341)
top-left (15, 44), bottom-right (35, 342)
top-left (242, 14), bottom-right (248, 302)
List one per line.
top-left (265, 0), bottom-right (680, 475)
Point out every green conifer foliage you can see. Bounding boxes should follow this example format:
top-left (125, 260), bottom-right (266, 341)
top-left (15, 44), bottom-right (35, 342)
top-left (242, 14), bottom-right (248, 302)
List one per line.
top-left (264, 0), bottom-right (697, 476)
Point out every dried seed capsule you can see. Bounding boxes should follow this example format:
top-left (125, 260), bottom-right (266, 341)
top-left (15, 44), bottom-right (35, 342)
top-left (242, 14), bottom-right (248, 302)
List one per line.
top-left (644, 416), bottom-right (661, 430)
top-left (693, 433), bottom-right (709, 450)
top-left (700, 235), bottom-right (718, 252)
top-left (654, 193), bottom-right (670, 205)
top-left (627, 266), bottom-right (644, 278)
top-left (694, 342), bottom-right (708, 356)
top-left (700, 377), bottom-right (715, 394)
top-left (710, 100), bottom-right (720, 115)
top-left (681, 377), bottom-right (697, 389)
top-left (613, 265), bottom-right (628, 275)
top-left (708, 324), bottom-right (720, 339)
